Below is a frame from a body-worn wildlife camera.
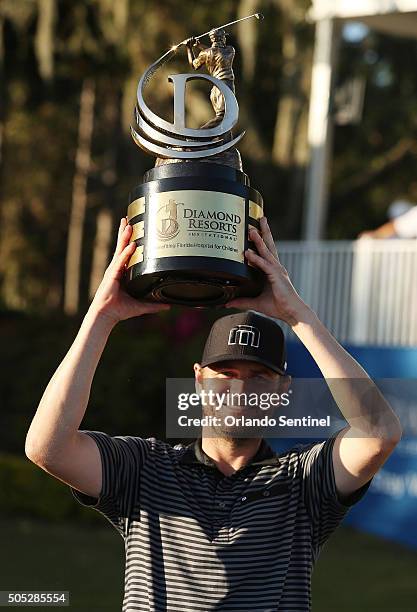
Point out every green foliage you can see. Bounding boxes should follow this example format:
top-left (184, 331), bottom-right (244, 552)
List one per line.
top-left (0, 519), bottom-right (124, 608)
top-left (0, 305), bottom-right (210, 521)
top-left (0, 452), bottom-right (103, 524)
top-left (0, 307), bottom-right (210, 454)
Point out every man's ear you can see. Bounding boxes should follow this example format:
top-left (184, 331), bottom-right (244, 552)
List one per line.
top-left (194, 362), bottom-right (203, 381)
top-left (194, 362), bottom-right (203, 394)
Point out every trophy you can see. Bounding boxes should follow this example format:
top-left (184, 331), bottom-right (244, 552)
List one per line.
top-left (125, 13), bottom-right (265, 307)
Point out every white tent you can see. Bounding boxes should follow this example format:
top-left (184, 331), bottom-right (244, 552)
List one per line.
top-left (304, 0), bottom-right (417, 239)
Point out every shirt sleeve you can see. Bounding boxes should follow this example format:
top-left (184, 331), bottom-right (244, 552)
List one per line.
top-left (392, 206), bottom-right (417, 238)
top-left (70, 430), bottom-right (155, 538)
top-left (298, 431), bottom-right (373, 555)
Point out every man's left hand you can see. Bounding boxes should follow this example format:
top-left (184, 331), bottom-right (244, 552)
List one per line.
top-left (225, 217), bottom-right (308, 325)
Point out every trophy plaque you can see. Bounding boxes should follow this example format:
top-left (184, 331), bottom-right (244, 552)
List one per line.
top-left (125, 13), bottom-right (265, 307)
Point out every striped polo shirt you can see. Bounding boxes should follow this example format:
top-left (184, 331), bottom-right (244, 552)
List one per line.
top-left (70, 429), bottom-right (372, 611)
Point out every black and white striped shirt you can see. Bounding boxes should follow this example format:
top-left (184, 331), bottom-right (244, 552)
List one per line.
top-left (70, 430), bottom-right (372, 611)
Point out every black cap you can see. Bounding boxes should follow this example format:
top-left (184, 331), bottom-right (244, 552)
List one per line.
top-left (201, 310), bottom-right (287, 375)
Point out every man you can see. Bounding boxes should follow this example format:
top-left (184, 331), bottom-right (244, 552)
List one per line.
top-left (25, 217), bottom-right (402, 611)
top-left (358, 200), bottom-right (417, 239)
top-left (186, 28), bottom-right (235, 129)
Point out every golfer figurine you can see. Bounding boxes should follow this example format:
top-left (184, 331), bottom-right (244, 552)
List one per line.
top-left (186, 28), bottom-right (235, 130)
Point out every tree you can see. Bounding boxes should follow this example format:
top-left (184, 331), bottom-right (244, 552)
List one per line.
top-left (64, 77), bottom-right (95, 315)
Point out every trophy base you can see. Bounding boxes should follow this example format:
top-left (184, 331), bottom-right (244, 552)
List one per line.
top-left (124, 162), bottom-right (264, 308)
top-left (124, 256), bottom-right (263, 308)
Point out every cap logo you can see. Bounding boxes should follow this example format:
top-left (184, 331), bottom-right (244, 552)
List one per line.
top-left (228, 325), bottom-right (260, 348)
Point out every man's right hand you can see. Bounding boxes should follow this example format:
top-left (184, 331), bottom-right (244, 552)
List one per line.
top-left (90, 217), bottom-right (170, 325)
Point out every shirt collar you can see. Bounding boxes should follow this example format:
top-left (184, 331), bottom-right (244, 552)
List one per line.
top-left (178, 437), bottom-right (280, 468)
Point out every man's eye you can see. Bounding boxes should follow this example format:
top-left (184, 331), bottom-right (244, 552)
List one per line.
top-left (216, 371), bottom-right (236, 378)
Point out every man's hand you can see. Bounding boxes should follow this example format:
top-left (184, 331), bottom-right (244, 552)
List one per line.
top-left (225, 217), bottom-right (307, 325)
top-left (90, 217), bottom-right (170, 325)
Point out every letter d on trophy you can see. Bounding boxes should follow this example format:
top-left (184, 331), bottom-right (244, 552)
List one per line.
top-left (125, 14), bottom-right (266, 307)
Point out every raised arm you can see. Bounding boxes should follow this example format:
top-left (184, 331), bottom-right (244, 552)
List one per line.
top-left (184, 38), bottom-right (208, 70)
top-left (225, 217), bottom-right (402, 499)
top-left (25, 218), bottom-right (169, 497)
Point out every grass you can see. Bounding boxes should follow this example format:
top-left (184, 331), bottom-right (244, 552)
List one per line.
top-left (312, 527), bottom-right (417, 611)
top-left (0, 519), bottom-right (123, 611)
top-left (0, 519), bottom-right (416, 611)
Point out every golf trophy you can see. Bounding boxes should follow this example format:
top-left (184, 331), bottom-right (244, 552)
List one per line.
top-left (124, 13), bottom-right (265, 307)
